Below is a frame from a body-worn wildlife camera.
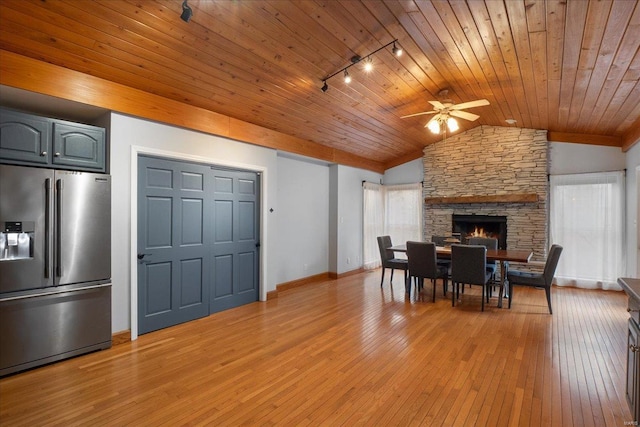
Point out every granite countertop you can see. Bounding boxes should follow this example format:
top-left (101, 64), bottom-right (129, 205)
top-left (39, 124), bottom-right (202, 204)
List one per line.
top-left (618, 277), bottom-right (640, 302)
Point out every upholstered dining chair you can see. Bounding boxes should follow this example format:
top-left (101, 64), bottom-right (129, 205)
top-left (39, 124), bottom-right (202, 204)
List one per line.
top-left (506, 244), bottom-right (563, 314)
top-left (468, 237), bottom-right (498, 296)
top-left (450, 244), bottom-right (493, 311)
top-left (377, 235), bottom-right (408, 288)
top-left (431, 235), bottom-right (452, 283)
top-left (406, 241), bottom-right (448, 301)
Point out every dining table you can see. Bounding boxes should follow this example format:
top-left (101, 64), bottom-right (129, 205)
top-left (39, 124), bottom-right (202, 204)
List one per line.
top-left (390, 244), bottom-right (533, 308)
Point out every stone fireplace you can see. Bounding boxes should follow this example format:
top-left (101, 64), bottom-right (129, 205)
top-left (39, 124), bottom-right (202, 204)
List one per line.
top-left (423, 125), bottom-right (549, 264)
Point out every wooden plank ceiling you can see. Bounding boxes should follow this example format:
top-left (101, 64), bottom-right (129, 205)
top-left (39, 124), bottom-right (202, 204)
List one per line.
top-left (0, 0), bottom-right (639, 169)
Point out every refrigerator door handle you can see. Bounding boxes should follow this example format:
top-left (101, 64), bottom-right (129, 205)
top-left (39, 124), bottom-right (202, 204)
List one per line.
top-left (44, 178), bottom-right (51, 279)
top-left (56, 178), bottom-right (63, 277)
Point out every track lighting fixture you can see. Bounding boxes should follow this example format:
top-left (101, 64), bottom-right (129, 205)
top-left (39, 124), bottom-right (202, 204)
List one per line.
top-left (320, 39), bottom-right (403, 92)
top-left (180, 0), bottom-right (193, 22)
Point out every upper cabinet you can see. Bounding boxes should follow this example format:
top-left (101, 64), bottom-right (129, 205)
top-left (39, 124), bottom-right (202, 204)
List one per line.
top-left (0, 108), bottom-right (106, 172)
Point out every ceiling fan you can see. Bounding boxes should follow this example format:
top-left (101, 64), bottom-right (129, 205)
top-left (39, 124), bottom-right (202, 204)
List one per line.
top-left (401, 92), bottom-right (489, 134)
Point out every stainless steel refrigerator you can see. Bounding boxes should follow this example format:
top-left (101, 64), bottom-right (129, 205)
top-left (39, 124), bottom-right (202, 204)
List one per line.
top-left (0, 164), bottom-right (112, 376)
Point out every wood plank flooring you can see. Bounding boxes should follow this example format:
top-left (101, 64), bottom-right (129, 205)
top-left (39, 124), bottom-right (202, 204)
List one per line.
top-left (0, 270), bottom-right (634, 426)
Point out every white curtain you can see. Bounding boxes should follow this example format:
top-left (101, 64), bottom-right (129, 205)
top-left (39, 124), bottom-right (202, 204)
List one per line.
top-left (385, 183), bottom-right (423, 254)
top-left (550, 171), bottom-right (625, 290)
top-left (363, 182), bottom-right (384, 269)
top-left (363, 182), bottom-right (422, 269)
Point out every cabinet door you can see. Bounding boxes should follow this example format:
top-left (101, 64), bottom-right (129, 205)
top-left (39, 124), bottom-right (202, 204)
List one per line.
top-left (52, 121), bottom-right (105, 171)
top-left (0, 109), bottom-right (51, 165)
top-left (627, 319), bottom-right (640, 422)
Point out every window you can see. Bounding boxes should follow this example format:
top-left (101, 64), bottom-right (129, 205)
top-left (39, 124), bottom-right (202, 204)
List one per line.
top-left (363, 182), bottom-right (422, 269)
top-left (550, 171), bottom-right (625, 290)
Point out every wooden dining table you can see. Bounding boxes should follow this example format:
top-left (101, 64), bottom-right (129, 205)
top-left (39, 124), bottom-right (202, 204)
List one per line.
top-left (390, 244), bottom-right (533, 308)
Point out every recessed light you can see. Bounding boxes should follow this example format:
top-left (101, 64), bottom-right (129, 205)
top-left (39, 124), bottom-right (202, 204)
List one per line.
top-left (505, 119), bottom-right (517, 125)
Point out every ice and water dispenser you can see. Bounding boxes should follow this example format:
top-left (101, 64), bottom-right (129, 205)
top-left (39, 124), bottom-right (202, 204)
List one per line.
top-left (0, 221), bottom-right (34, 261)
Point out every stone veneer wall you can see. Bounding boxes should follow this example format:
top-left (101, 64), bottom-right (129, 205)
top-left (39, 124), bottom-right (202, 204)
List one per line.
top-left (423, 125), bottom-right (549, 263)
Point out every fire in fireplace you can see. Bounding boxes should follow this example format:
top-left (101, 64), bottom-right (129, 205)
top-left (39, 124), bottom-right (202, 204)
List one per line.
top-left (452, 214), bottom-right (507, 249)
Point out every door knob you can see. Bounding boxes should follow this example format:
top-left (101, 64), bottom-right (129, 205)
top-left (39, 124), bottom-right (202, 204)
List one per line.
top-left (137, 253), bottom-right (151, 260)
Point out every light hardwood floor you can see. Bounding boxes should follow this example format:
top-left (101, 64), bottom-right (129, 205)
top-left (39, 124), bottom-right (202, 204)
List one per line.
top-left (0, 270), bottom-right (634, 426)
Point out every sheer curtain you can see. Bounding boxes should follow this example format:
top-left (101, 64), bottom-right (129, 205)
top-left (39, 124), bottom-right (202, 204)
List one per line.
top-left (385, 183), bottom-right (423, 253)
top-left (362, 182), bottom-right (422, 269)
top-left (363, 182), bottom-right (384, 269)
top-left (550, 171), bottom-right (625, 290)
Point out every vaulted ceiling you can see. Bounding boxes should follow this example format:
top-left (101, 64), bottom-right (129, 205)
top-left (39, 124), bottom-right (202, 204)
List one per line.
top-left (0, 0), bottom-right (639, 170)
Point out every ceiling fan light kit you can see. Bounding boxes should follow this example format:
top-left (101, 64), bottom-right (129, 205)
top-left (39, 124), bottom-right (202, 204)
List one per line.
top-left (320, 39), bottom-right (403, 92)
top-left (402, 95), bottom-right (489, 135)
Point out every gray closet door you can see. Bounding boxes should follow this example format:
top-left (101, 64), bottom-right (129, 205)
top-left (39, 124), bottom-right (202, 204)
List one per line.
top-left (210, 169), bottom-right (260, 313)
top-left (138, 156), bottom-right (211, 334)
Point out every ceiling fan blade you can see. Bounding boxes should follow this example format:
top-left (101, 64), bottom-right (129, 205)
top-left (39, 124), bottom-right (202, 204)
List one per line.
top-left (428, 100), bottom-right (446, 110)
top-left (400, 111), bottom-right (437, 119)
top-left (450, 99), bottom-right (490, 110)
top-left (450, 110), bottom-right (480, 121)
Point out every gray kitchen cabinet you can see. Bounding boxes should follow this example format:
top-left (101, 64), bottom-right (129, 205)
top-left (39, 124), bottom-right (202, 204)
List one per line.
top-left (619, 277), bottom-right (640, 424)
top-left (0, 108), bottom-right (106, 172)
top-left (0, 108), bottom-right (51, 165)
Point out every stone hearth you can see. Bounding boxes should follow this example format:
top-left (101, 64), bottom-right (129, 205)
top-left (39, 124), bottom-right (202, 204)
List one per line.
top-left (423, 125), bottom-right (548, 263)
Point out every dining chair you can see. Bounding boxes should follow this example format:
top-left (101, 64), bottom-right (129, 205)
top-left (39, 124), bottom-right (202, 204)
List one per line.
top-left (468, 237), bottom-right (498, 296)
top-left (450, 244), bottom-right (493, 311)
top-left (406, 241), bottom-right (448, 301)
top-left (506, 244), bottom-right (563, 314)
top-left (431, 235), bottom-right (452, 286)
top-left (377, 235), bottom-right (408, 288)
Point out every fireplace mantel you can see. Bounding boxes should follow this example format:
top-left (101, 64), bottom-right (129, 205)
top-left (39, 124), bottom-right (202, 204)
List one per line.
top-left (424, 193), bottom-right (539, 205)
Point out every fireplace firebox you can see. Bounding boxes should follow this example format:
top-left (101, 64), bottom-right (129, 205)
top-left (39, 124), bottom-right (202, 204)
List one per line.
top-left (452, 214), bottom-right (507, 249)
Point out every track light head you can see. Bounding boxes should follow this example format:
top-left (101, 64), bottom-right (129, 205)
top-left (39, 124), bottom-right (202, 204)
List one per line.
top-left (181, 0), bottom-right (193, 22)
top-left (392, 42), bottom-right (402, 57)
top-left (364, 57), bottom-right (373, 72)
top-left (344, 70), bottom-right (352, 84)
top-left (321, 81), bottom-right (328, 92)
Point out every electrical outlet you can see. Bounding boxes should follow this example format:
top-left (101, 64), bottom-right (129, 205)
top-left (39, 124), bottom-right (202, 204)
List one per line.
top-left (303, 264), bottom-right (308, 271)
top-left (347, 257), bottom-right (351, 264)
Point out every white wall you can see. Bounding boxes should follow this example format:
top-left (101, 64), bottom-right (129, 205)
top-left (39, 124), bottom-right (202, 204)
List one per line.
top-left (336, 165), bottom-right (382, 274)
top-left (549, 142), bottom-right (626, 174)
top-left (383, 158), bottom-right (424, 185)
top-left (626, 143), bottom-right (640, 277)
top-left (275, 154), bottom-right (329, 283)
top-left (110, 113), bottom-right (278, 334)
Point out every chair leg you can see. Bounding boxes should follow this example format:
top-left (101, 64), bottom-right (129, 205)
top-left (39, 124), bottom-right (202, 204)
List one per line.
top-left (452, 282), bottom-right (456, 307)
top-left (545, 287), bottom-right (553, 314)
top-left (481, 286), bottom-right (485, 311)
top-left (431, 279), bottom-right (436, 302)
top-left (380, 267), bottom-right (386, 287)
top-left (508, 282), bottom-right (513, 309)
top-left (390, 268), bottom-right (395, 283)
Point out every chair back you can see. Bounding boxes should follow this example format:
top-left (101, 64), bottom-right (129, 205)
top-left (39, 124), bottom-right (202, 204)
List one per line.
top-left (406, 241), bottom-right (438, 279)
top-left (543, 244), bottom-right (563, 286)
top-left (468, 237), bottom-right (498, 265)
top-left (451, 244), bottom-right (487, 285)
top-left (467, 237), bottom-right (497, 250)
top-left (431, 235), bottom-right (447, 246)
top-left (377, 235), bottom-right (394, 262)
